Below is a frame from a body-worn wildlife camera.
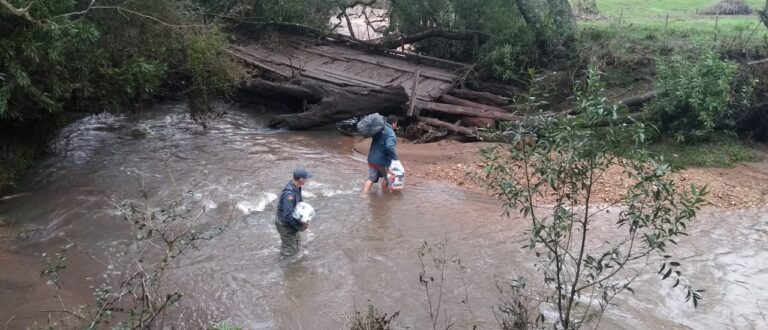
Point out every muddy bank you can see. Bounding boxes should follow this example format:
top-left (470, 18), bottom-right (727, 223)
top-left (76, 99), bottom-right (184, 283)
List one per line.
top-left (353, 138), bottom-right (768, 209)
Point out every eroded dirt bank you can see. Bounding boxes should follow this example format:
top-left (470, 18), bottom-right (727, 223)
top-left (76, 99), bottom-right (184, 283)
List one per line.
top-left (354, 137), bottom-right (768, 209)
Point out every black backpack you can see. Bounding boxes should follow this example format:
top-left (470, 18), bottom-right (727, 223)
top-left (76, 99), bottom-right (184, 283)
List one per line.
top-left (356, 113), bottom-right (386, 138)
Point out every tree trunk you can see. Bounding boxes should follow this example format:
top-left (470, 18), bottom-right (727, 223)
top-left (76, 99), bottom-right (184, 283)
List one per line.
top-left (547, 0), bottom-right (576, 34)
top-left (617, 91), bottom-right (657, 108)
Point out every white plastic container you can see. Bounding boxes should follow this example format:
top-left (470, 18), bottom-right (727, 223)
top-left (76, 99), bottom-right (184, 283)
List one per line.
top-left (387, 160), bottom-right (405, 191)
top-left (292, 202), bottom-right (315, 223)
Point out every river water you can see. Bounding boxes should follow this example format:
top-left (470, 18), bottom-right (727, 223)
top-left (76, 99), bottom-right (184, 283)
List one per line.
top-left (1, 103), bottom-right (766, 329)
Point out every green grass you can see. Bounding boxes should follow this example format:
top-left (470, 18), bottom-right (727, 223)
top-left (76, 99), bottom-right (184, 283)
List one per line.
top-left (580, 0), bottom-right (768, 39)
top-left (649, 134), bottom-right (759, 168)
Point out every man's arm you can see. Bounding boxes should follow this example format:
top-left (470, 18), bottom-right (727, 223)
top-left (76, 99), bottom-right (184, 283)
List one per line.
top-left (386, 129), bottom-right (399, 161)
top-left (279, 192), bottom-right (304, 230)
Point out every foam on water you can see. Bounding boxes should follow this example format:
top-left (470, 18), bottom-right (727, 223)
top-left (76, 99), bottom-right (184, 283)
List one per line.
top-left (236, 193), bottom-right (278, 214)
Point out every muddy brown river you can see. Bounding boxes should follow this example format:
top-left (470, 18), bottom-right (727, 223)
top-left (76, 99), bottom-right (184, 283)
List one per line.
top-left (1, 103), bottom-right (767, 329)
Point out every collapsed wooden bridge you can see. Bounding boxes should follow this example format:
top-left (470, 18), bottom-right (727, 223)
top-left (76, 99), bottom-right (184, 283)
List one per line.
top-left (230, 34), bottom-right (523, 140)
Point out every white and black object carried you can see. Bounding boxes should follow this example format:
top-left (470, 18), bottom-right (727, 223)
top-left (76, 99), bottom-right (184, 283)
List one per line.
top-left (292, 202), bottom-right (316, 223)
top-left (356, 113), bottom-right (386, 138)
top-left (387, 160), bottom-right (405, 191)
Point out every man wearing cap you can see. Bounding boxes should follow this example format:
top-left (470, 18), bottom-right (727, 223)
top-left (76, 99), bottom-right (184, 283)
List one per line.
top-left (275, 167), bottom-right (312, 258)
top-left (363, 115), bottom-right (400, 194)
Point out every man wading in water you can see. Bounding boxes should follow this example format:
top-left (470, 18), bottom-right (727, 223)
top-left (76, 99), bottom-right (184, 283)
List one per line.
top-left (362, 115), bottom-right (399, 194)
top-left (275, 167), bottom-right (312, 258)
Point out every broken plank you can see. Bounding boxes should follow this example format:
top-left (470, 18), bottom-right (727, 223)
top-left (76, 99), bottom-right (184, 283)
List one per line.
top-left (408, 70), bottom-right (421, 117)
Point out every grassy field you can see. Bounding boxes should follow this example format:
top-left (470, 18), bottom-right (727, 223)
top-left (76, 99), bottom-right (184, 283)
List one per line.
top-left (582, 0), bottom-right (767, 39)
top-left (649, 134), bottom-right (759, 167)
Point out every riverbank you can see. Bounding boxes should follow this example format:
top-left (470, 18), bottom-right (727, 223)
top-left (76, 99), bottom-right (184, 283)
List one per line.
top-left (354, 137), bottom-right (768, 209)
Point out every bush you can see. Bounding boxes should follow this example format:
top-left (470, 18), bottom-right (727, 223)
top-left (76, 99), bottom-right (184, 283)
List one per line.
top-left (348, 304), bottom-right (399, 330)
top-left (479, 69), bottom-right (707, 329)
top-left (652, 50), bottom-right (754, 142)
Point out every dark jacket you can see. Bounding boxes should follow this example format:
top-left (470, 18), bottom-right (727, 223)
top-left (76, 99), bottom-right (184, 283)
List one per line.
top-left (367, 124), bottom-right (399, 167)
top-left (276, 181), bottom-right (303, 230)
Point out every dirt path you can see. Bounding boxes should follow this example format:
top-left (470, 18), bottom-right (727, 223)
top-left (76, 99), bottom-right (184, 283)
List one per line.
top-left (353, 138), bottom-right (768, 209)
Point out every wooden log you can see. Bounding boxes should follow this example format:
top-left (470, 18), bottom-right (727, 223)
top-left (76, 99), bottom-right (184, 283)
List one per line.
top-left (268, 81), bottom-right (408, 129)
top-left (447, 89), bottom-right (510, 106)
top-left (460, 116), bottom-right (495, 127)
top-left (438, 94), bottom-right (509, 114)
top-left (617, 91), bottom-right (657, 108)
top-left (414, 100), bottom-right (524, 121)
top-left (473, 81), bottom-right (522, 98)
top-left (567, 91), bottom-right (658, 115)
top-left (418, 117), bottom-right (477, 137)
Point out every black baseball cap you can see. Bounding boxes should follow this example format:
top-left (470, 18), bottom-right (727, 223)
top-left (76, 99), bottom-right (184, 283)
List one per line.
top-left (293, 167), bottom-right (313, 180)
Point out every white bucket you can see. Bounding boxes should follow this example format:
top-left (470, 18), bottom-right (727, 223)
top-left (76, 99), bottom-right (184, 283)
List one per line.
top-left (387, 160), bottom-right (405, 191)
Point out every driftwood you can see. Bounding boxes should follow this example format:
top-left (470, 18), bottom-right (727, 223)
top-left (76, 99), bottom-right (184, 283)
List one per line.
top-left (448, 89), bottom-right (510, 106)
top-left (418, 117), bottom-right (478, 137)
top-left (258, 79), bottom-right (408, 129)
